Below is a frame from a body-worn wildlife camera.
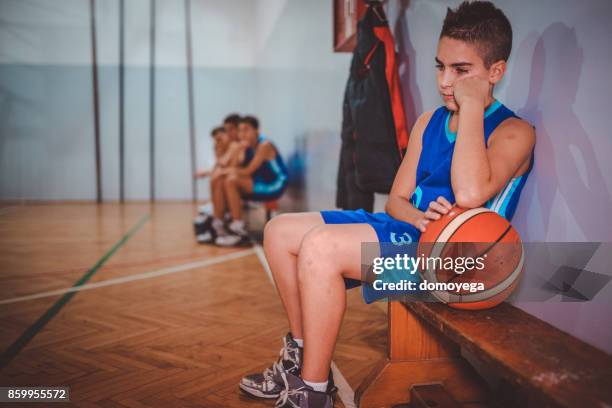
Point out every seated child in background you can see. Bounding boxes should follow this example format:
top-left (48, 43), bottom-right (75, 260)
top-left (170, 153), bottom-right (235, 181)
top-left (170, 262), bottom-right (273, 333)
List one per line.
top-left (195, 113), bottom-right (244, 180)
top-left (214, 115), bottom-right (288, 247)
top-left (216, 113), bottom-right (245, 169)
top-left (194, 115), bottom-right (249, 243)
top-left (194, 126), bottom-right (230, 180)
top-left (193, 125), bottom-right (235, 243)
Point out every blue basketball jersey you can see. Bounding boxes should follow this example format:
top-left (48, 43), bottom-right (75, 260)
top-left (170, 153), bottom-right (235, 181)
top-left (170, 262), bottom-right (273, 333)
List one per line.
top-left (243, 135), bottom-right (288, 189)
top-left (410, 100), bottom-right (533, 221)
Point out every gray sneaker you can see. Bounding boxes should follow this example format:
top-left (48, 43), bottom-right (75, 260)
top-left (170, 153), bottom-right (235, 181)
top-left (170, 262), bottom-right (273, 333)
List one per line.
top-left (239, 333), bottom-right (302, 399)
top-left (275, 372), bottom-right (334, 408)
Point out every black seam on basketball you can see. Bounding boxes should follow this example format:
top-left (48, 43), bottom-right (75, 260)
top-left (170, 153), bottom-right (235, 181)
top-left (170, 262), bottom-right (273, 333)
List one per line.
top-left (436, 210), bottom-right (491, 284)
top-left (446, 221), bottom-right (512, 284)
top-left (426, 209), bottom-right (490, 277)
top-left (478, 224), bottom-right (513, 258)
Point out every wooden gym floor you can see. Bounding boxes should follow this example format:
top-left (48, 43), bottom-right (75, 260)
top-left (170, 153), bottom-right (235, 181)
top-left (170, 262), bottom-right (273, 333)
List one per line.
top-left (0, 203), bottom-right (387, 407)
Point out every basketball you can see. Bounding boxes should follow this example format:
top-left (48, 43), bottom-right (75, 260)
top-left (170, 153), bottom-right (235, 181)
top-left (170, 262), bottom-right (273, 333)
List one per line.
top-left (417, 207), bottom-right (524, 310)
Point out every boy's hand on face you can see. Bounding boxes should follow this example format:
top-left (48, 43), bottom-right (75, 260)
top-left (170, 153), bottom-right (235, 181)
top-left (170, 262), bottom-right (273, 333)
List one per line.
top-left (453, 76), bottom-right (489, 109)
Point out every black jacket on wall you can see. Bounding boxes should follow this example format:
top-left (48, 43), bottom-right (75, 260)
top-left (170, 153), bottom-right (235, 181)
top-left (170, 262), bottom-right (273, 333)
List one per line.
top-left (336, 3), bottom-right (409, 212)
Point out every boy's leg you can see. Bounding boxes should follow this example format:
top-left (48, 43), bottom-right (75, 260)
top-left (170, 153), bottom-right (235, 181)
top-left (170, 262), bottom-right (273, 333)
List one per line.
top-left (223, 173), bottom-right (252, 221)
top-left (210, 171), bottom-right (227, 219)
top-left (239, 212), bottom-right (325, 399)
top-left (214, 173), bottom-right (254, 246)
top-left (226, 145), bottom-right (245, 167)
top-left (297, 223), bottom-right (378, 382)
top-left (263, 212), bottom-right (325, 338)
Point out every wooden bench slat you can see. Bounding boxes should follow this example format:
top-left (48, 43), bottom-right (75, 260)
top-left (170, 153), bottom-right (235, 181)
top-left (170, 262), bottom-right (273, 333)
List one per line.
top-left (356, 303), bottom-right (490, 407)
top-left (403, 301), bottom-right (612, 408)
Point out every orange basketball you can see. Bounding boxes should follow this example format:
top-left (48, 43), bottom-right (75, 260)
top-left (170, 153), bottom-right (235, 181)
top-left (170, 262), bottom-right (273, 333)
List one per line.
top-left (417, 206), bottom-right (524, 310)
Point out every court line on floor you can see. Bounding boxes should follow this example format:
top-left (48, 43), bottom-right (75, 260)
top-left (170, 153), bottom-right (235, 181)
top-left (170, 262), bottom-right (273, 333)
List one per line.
top-left (0, 249), bottom-right (255, 306)
top-left (330, 361), bottom-right (356, 408)
top-left (0, 214), bottom-right (150, 369)
top-left (253, 244), bottom-right (357, 408)
top-left (15, 250), bottom-right (229, 280)
top-left (252, 244), bottom-right (274, 284)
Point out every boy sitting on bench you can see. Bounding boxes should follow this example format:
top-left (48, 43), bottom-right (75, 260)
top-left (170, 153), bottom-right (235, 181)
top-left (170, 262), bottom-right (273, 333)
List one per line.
top-left (214, 116), bottom-right (288, 247)
top-left (194, 116), bottom-right (243, 243)
top-left (239, 1), bottom-right (535, 407)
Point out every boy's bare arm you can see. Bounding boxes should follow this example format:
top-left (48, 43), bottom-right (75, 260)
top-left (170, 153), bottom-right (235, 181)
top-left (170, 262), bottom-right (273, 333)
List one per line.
top-left (217, 142), bottom-right (272, 177)
top-left (451, 77), bottom-right (535, 208)
top-left (385, 111), bottom-right (432, 231)
top-left (217, 141), bottom-right (247, 168)
top-left (195, 168), bottom-right (213, 178)
top-left (232, 142), bottom-right (274, 176)
top-left (217, 143), bottom-right (235, 167)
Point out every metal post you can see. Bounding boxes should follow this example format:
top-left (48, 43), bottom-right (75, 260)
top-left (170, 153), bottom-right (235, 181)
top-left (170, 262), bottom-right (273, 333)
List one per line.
top-left (184, 0), bottom-right (197, 202)
top-left (149, 0), bottom-right (156, 202)
top-left (119, 0), bottom-right (125, 202)
top-left (90, 0), bottom-right (102, 203)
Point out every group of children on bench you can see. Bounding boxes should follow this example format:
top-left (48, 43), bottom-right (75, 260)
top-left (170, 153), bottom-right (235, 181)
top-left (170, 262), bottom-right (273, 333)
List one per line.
top-left (195, 114), bottom-right (288, 247)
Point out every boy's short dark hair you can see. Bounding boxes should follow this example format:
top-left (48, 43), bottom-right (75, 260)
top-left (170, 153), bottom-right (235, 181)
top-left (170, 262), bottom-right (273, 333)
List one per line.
top-left (211, 126), bottom-right (226, 137)
top-left (240, 115), bottom-right (259, 130)
top-left (223, 113), bottom-right (241, 126)
top-left (440, 0), bottom-right (512, 67)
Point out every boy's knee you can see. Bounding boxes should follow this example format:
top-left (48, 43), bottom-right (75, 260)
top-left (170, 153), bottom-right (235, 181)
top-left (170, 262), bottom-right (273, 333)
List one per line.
top-left (263, 213), bottom-right (292, 245)
top-left (211, 172), bottom-right (226, 188)
top-left (297, 227), bottom-right (337, 285)
top-left (299, 225), bottom-right (335, 263)
top-left (224, 174), bottom-right (239, 188)
top-left (210, 172), bottom-right (223, 183)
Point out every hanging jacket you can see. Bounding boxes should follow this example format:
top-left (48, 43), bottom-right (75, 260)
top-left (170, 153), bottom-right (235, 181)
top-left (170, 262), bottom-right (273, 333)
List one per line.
top-left (336, 1), bottom-right (409, 211)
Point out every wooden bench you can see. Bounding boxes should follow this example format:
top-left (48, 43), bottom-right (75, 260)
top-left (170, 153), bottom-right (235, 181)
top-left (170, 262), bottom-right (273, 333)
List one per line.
top-left (355, 301), bottom-right (612, 408)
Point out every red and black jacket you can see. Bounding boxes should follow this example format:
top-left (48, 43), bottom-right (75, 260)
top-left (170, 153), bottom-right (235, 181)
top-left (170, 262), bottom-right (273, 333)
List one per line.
top-left (336, 2), bottom-right (409, 211)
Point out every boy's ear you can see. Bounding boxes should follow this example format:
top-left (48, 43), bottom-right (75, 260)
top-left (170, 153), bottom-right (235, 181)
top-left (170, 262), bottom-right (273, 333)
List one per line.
top-left (488, 60), bottom-right (506, 84)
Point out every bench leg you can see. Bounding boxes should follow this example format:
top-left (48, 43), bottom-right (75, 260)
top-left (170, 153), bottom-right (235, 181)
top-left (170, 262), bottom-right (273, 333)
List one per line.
top-left (355, 302), bottom-right (488, 408)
